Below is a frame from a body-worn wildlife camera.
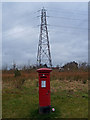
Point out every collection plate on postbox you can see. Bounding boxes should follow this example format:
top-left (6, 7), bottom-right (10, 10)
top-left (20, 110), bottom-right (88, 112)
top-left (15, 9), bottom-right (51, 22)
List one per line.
top-left (41, 81), bottom-right (46, 87)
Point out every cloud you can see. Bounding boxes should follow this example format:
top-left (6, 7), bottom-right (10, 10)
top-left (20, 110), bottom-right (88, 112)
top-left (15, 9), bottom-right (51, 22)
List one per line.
top-left (2, 2), bottom-right (88, 68)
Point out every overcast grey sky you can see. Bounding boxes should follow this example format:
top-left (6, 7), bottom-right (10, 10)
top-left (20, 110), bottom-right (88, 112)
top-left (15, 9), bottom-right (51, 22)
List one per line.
top-left (2, 2), bottom-right (88, 68)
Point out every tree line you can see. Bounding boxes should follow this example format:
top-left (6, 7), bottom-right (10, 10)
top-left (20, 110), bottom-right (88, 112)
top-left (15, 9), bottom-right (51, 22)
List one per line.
top-left (2, 61), bottom-right (89, 72)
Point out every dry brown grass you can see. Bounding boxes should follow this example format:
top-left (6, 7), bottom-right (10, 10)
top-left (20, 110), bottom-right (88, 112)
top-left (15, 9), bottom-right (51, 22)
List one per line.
top-left (2, 69), bottom-right (88, 91)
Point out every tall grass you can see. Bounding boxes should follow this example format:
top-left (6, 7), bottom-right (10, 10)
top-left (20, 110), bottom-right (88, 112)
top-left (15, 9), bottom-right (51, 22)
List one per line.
top-left (2, 69), bottom-right (88, 118)
top-left (2, 69), bottom-right (88, 82)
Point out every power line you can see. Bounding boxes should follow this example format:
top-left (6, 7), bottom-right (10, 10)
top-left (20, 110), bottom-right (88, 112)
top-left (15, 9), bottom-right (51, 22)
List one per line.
top-left (37, 15), bottom-right (87, 21)
top-left (48, 9), bottom-right (88, 16)
top-left (49, 28), bottom-right (86, 33)
top-left (49, 25), bottom-right (88, 31)
top-left (47, 7), bottom-right (88, 14)
top-left (48, 15), bottom-right (87, 21)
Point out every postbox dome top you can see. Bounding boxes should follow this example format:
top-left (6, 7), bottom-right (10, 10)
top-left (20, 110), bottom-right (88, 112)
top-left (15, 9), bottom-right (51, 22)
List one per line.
top-left (37, 68), bottom-right (52, 73)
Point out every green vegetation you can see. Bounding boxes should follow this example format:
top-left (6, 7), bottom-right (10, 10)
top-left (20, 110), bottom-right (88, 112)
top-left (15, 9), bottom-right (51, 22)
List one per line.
top-left (2, 73), bottom-right (88, 119)
top-left (14, 68), bottom-right (21, 77)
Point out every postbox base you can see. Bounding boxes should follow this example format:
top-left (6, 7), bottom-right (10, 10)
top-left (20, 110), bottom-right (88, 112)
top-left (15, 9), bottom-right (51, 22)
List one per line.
top-left (39, 105), bottom-right (51, 114)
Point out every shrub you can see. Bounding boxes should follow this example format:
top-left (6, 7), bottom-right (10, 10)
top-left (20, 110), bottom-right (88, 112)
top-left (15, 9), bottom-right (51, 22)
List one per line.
top-left (14, 68), bottom-right (21, 77)
top-left (82, 80), bottom-right (87, 84)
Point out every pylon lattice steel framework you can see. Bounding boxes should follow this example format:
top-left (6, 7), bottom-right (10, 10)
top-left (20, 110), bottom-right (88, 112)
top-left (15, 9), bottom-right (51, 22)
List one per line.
top-left (37, 8), bottom-right (52, 67)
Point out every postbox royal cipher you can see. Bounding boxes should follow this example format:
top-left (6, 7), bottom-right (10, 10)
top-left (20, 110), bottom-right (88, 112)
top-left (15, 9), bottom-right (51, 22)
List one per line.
top-left (37, 68), bottom-right (52, 114)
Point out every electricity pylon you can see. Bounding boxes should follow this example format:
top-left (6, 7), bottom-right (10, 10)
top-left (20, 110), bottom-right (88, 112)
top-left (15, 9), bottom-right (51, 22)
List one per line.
top-left (37, 7), bottom-right (52, 68)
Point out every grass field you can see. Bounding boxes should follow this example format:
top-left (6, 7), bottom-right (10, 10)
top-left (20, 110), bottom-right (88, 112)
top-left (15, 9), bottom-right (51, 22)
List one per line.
top-left (2, 69), bottom-right (88, 119)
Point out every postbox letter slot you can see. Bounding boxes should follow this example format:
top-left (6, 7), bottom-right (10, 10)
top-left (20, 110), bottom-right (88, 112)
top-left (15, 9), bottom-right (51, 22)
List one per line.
top-left (40, 76), bottom-right (47, 78)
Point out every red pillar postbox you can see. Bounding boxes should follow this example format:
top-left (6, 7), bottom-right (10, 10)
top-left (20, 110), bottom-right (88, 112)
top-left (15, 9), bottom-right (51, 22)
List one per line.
top-left (37, 68), bottom-right (52, 114)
